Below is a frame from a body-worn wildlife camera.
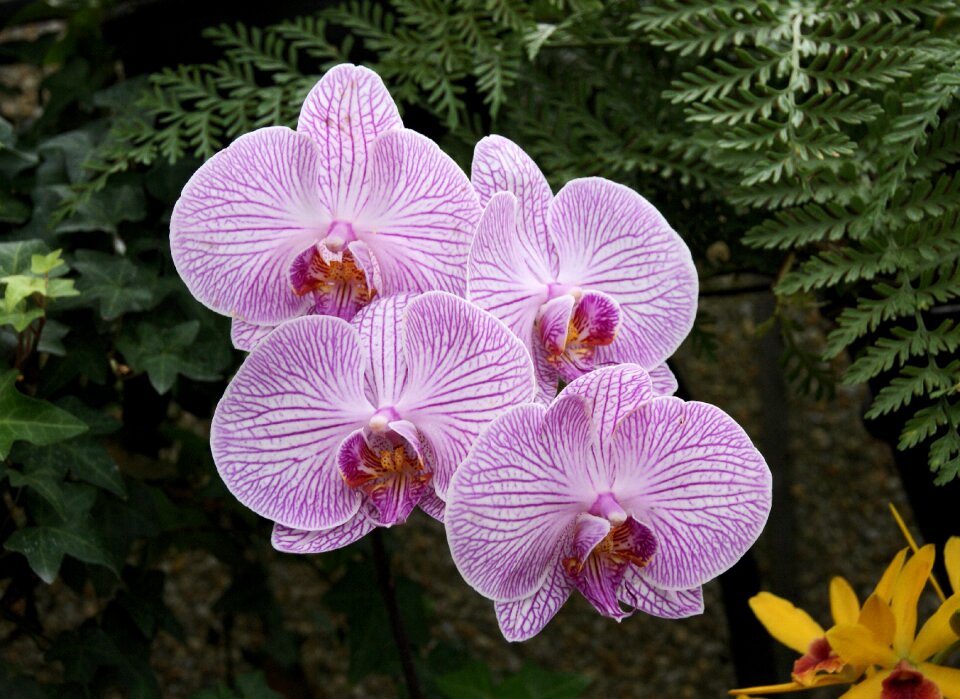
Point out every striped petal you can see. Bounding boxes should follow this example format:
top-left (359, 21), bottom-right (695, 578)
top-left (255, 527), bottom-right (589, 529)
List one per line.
top-left (467, 191), bottom-right (551, 352)
top-left (398, 292), bottom-right (536, 497)
top-left (297, 64), bottom-right (402, 219)
top-left (350, 293), bottom-right (414, 405)
top-left (170, 127), bottom-right (322, 325)
top-left (357, 130), bottom-right (480, 297)
top-left (271, 516), bottom-right (375, 554)
top-left (495, 558), bottom-right (572, 642)
top-left (619, 570), bottom-right (704, 618)
top-left (445, 404), bottom-right (581, 602)
top-left (561, 364), bottom-right (654, 451)
top-left (648, 363), bottom-right (679, 397)
top-left (471, 135), bottom-right (556, 273)
top-left (548, 177), bottom-right (698, 369)
top-left (231, 318), bottom-right (276, 351)
top-left (609, 397), bottom-right (772, 589)
top-left (211, 316), bottom-right (374, 530)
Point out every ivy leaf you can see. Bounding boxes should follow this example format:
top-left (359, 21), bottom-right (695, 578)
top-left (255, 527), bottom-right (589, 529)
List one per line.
top-left (496, 665), bottom-right (592, 699)
top-left (117, 320), bottom-right (223, 394)
top-left (0, 240), bottom-right (48, 276)
top-left (4, 483), bottom-right (117, 583)
top-left (0, 306), bottom-right (44, 332)
top-left (1, 274), bottom-right (47, 309)
top-left (3, 462), bottom-right (68, 520)
top-left (0, 369), bottom-right (88, 459)
top-left (30, 249), bottom-right (67, 275)
top-left (71, 250), bottom-right (163, 320)
top-left (435, 662), bottom-right (496, 699)
top-left (26, 437), bottom-right (125, 497)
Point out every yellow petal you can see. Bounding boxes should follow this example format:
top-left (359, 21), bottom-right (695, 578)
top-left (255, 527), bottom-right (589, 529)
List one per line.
top-left (827, 623), bottom-right (899, 668)
top-left (875, 548), bottom-right (909, 601)
top-left (750, 592), bottom-right (825, 655)
top-left (946, 537), bottom-right (960, 596)
top-left (831, 577), bottom-right (860, 625)
top-left (911, 593), bottom-right (960, 662)
top-left (892, 544), bottom-right (935, 654)
top-left (837, 672), bottom-right (885, 699)
top-left (729, 676), bottom-right (852, 696)
top-left (858, 593), bottom-right (895, 647)
top-left (919, 663), bottom-right (960, 699)
top-left (728, 681), bottom-right (805, 695)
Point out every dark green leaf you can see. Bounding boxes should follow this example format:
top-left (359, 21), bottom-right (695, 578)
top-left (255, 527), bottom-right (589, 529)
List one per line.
top-left (0, 369), bottom-right (87, 459)
top-left (117, 319), bottom-right (223, 394)
top-left (0, 239), bottom-right (48, 276)
top-left (26, 437), bottom-right (125, 496)
top-left (71, 250), bottom-right (163, 320)
top-left (5, 483), bottom-right (116, 583)
top-left (3, 462), bottom-right (68, 519)
top-left (435, 662), bottom-right (496, 699)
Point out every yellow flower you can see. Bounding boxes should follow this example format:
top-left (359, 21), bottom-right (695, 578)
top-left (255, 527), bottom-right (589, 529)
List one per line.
top-left (730, 537), bottom-right (960, 698)
top-left (826, 543), bottom-right (960, 699)
top-left (728, 559), bottom-right (909, 696)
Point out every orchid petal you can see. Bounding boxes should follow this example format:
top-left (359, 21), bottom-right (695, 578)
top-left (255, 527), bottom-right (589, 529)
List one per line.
top-left (271, 516), bottom-right (375, 554)
top-left (297, 64), bottom-right (402, 219)
top-left (610, 397), bottom-right (771, 589)
top-left (858, 593), bottom-right (896, 647)
top-left (946, 537), bottom-right (959, 595)
top-left (912, 593), bottom-right (960, 662)
top-left (537, 294), bottom-right (575, 356)
top-left (648, 363), bottom-right (679, 397)
top-left (919, 663), bottom-right (960, 698)
top-left (827, 623), bottom-right (900, 668)
top-left (358, 130), bottom-right (480, 297)
top-left (445, 404), bottom-right (580, 602)
top-left (211, 316), bottom-right (373, 530)
top-left (467, 192), bottom-right (551, 352)
top-left (561, 364), bottom-right (654, 450)
top-left (418, 490), bottom-right (445, 522)
top-left (170, 127), bottom-right (321, 325)
top-left (548, 178), bottom-right (698, 369)
top-left (892, 544), bottom-right (935, 655)
top-left (471, 135), bottom-right (556, 273)
top-left (399, 292), bottom-right (536, 496)
top-left (569, 512), bottom-right (612, 564)
top-left (619, 570), bottom-right (704, 618)
top-left (351, 293), bottom-right (414, 405)
top-left (830, 576), bottom-right (861, 626)
top-left (836, 672), bottom-right (885, 699)
top-left (231, 318), bottom-right (276, 351)
top-left (495, 560), bottom-right (573, 642)
top-left (876, 548), bottom-right (910, 601)
top-left (749, 592), bottom-right (825, 654)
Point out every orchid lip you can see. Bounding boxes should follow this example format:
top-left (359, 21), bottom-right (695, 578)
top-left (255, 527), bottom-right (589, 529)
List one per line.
top-left (325, 220), bottom-right (358, 248)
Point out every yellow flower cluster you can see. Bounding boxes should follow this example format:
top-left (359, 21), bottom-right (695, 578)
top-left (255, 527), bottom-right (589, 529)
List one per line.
top-left (730, 526), bottom-right (959, 698)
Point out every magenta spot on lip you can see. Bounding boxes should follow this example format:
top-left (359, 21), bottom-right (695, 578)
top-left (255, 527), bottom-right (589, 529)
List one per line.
top-left (372, 406), bottom-right (401, 423)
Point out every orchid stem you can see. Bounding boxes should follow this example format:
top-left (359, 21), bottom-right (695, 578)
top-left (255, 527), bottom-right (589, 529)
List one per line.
top-left (371, 528), bottom-right (423, 699)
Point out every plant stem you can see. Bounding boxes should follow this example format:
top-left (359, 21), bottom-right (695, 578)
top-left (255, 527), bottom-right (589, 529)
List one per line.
top-left (371, 528), bottom-right (423, 699)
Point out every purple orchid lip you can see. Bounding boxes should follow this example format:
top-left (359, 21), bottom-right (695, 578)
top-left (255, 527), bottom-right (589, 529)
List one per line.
top-left (211, 291), bottom-right (536, 553)
top-left (445, 364), bottom-right (770, 640)
top-left (171, 64), bottom-right (481, 348)
top-left (468, 135), bottom-right (698, 400)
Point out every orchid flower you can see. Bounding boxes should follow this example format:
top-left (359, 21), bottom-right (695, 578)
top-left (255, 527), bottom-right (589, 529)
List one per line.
top-left (468, 136), bottom-right (698, 399)
top-left (171, 64), bottom-right (481, 350)
top-left (211, 292), bottom-right (535, 553)
top-left (445, 364), bottom-right (771, 641)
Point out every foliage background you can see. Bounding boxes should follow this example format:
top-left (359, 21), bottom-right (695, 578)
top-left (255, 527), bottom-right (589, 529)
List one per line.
top-left (0, 0), bottom-right (958, 696)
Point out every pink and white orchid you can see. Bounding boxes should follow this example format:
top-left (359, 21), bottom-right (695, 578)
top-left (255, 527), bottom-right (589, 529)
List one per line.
top-left (445, 364), bottom-right (771, 641)
top-left (171, 64), bottom-right (481, 350)
top-left (468, 136), bottom-right (698, 399)
top-left (211, 292), bottom-right (535, 553)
